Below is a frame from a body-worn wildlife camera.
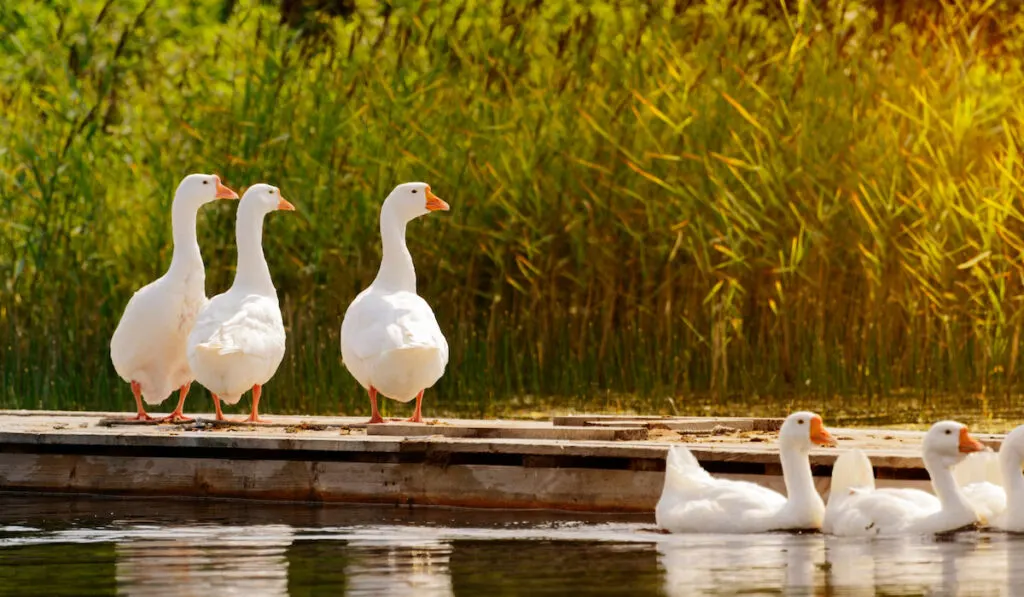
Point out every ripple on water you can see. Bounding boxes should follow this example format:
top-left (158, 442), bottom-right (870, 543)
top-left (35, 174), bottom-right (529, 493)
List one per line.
top-left (0, 495), bottom-right (1020, 596)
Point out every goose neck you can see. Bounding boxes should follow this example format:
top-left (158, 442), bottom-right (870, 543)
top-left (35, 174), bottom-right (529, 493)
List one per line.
top-left (1002, 449), bottom-right (1024, 501)
top-left (779, 445), bottom-right (822, 510)
top-left (167, 199), bottom-right (203, 276)
top-left (372, 207), bottom-right (416, 292)
top-left (232, 202), bottom-right (274, 294)
top-left (925, 453), bottom-right (974, 514)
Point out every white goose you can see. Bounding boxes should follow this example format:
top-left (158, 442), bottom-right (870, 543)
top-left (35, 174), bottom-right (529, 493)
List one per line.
top-left (953, 424), bottom-right (1024, 532)
top-left (993, 426), bottom-right (1024, 532)
top-left (340, 182), bottom-right (450, 424)
top-left (655, 411), bottom-right (837, 534)
top-left (186, 184), bottom-right (294, 423)
top-left (823, 421), bottom-right (986, 536)
top-left (110, 174), bottom-right (238, 421)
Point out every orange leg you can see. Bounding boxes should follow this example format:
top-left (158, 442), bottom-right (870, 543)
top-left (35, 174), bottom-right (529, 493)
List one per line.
top-left (367, 386), bottom-right (385, 424)
top-left (159, 383), bottom-right (194, 423)
top-left (404, 390), bottom-right (425, 423)
top-left (212, 393), bottom-right (233, 422)
top-left (130, 381), bottom-right (154, 421)
top-left (243, 384), bottom-right (269, 423)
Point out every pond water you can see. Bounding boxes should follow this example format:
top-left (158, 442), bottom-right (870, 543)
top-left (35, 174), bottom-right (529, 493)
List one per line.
top-left (0, 494), bottom-right (1019, 596)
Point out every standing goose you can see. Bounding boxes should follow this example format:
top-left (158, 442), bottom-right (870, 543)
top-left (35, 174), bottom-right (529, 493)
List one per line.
top-left (655, 411), bottom-right (837, 533)
top-left (186, 184), bottom-right (295, 423)
top-left (340, 182), bottom-right (450, 424)
top-left (110, 173), bottom-right (238, 421)
top-left (823, 420), bottom-right (986, 536)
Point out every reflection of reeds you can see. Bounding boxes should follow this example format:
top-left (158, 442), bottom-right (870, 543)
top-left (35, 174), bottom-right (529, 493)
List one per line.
top-left (2, 2), bottom-right (1024, 421)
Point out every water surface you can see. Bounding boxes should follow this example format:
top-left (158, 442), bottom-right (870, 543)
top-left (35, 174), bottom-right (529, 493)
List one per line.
top-left (0, 494), bottom-right (1019, 596)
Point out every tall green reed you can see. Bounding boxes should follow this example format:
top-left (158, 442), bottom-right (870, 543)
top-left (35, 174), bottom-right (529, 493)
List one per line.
top-left (2, 0), bottom-right (1024, 422)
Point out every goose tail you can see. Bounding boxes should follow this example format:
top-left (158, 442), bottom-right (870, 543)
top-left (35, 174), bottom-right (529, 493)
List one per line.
top-left (663, 445), bottom-right (711, 492)
top-left (829, 449), bottom-right (875, 499)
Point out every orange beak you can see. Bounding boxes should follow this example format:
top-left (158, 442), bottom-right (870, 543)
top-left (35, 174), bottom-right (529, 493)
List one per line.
top-left (425, 186), bottom-right (449, 212)
top-left (959, 426), bottom-right (985, 453)
top-left (809, 415), bottom-right (837, 447)
top-left (277, 197), bottom-right (295, 211)
top-left (215, 178), bottom-right (239, 200)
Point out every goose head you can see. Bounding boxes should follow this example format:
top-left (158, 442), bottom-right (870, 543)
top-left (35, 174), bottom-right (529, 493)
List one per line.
top-left (383, 182), bottom-right (449, 222)
top-left (923, 421), bottom-right (985, 469)
top-left (778, 411), bottom-right (836, 451)
top-left (239, 183), bottom-right (295, 213)
top-left (175, 173), bottom-right (238, 207)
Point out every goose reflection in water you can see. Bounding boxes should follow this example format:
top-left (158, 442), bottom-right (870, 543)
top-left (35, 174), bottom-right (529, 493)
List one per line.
top-left (114, 524), bottom-right (294, 596)
top-left (657, 531), bottom-right (1024, 596)
top-left (824, 533), bottom-right (1011, 596)
top-left (658, 533), bottom-right (825, 595)
top-left (342, 539), bottom-right (453, 596)
top-left (1010, 536), bottom-right (1024, 596)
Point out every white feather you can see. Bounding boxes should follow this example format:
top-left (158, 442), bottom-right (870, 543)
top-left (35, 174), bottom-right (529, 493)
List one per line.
top-left (340, 183), bottom-right (449, 404)
top-left (655, 412), bottom-right (833, 534)
top-left (109, 174), bottom-right (228, 407)
top-left (186, 184), bottom-right (290, 406)
top-left (824, 422), bottom-right (983, 536)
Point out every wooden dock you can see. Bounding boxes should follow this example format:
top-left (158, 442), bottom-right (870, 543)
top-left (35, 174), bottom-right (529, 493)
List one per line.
top-left (0, 411), bottom-right (1004, 513)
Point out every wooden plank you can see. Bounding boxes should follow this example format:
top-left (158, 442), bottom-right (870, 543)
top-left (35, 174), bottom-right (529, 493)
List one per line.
top-left (552, 415), bottom-right (784, 432)
top-left (0, 426), bottom-right (926, 478)
top-left (584, 419), bottom-right (759, 432)
top-left (365, 424), bottom-right (649, 441)
top-left (0, 410), bottom-right (988, 513)
top-left (0, 452), bottom-right (934, 512)
top-left (96, 416), bottom-right (370, 430)
top-left (2, 410), bottom-right (993, 449)
top-left (0, 453), bottom-right (662, 512)
top-left (0, 423), bottom-right (925, 467)
top-left (551, 414), bottom-right (673, 426)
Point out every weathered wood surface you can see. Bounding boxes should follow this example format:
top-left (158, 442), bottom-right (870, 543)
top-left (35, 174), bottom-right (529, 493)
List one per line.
top-left (365, 423), bottom-right (650, 441)
top-left (553, 415), bottom-right (785, 433)
top-left (0, 454), bottom-right (667, 511)
top-left (0, 411), bottom-right (1003, 512)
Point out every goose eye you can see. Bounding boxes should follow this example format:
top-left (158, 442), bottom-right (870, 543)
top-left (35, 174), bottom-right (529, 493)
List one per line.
top-left (945, 429), bottom-right (952, 435)
top-left (203, 180), bottom-right (209, 185)
top-left (798, 419), bottom-right (804, 424)
top-left (269, 190), bottom-right (275, 195)
top-left (412, 189), bottom-right (418, 194)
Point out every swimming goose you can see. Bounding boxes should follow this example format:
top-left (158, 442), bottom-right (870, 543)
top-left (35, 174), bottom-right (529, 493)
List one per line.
top-left (954, 424), bottom-right (1024, 532)
top-left (340, 182), bottom-right (450, 424)
top-left (655, 411), bottom-right (837, 533)
top-left (109, 173), bottom-right (237, 421)
top-left (823, 421), bottom-right (986, 536)
top-left (989, 425), bottom-right (1024, 532)
top-left (186, 184), bottom-right (294, 423)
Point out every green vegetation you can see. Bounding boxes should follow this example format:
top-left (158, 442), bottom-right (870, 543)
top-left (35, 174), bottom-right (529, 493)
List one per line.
top-left (3, 1), bottom-right (1024, 426)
